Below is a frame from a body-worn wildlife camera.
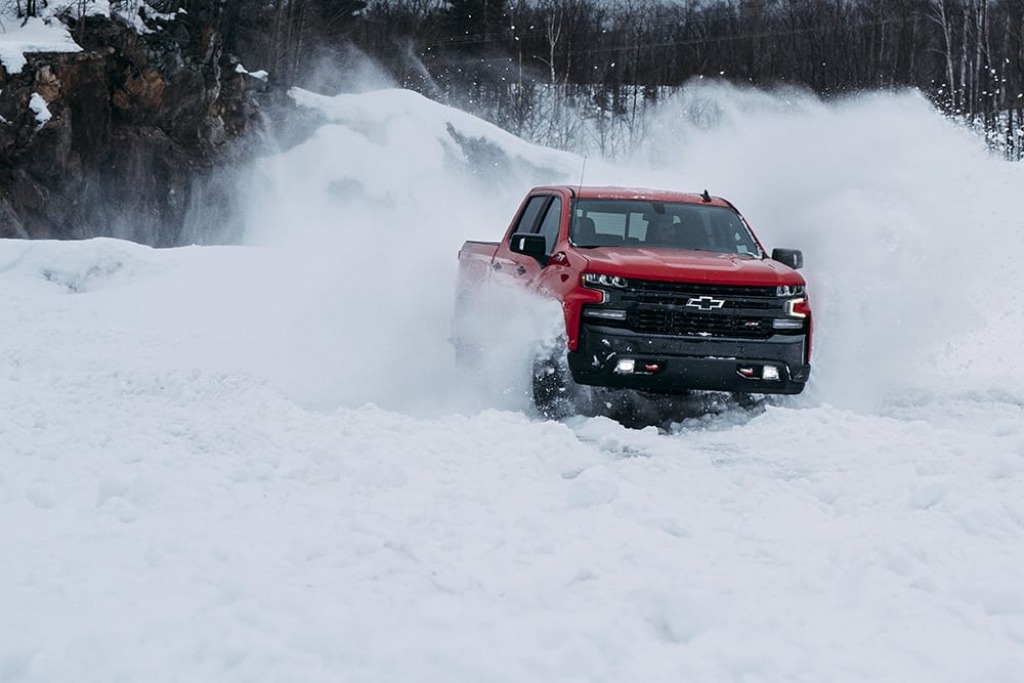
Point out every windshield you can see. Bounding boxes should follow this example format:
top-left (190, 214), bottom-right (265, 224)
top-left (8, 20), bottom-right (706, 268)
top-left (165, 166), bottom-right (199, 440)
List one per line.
top-left (570, 199), bottom-right (762, 257)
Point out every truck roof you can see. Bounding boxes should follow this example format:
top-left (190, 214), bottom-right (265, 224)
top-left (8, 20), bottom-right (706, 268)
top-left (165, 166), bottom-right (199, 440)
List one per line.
top-left (530, 185), bottom-right (733, 208)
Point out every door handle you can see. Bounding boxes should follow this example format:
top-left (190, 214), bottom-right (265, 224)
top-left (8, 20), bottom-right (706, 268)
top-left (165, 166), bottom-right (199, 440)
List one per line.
top-left (491, 262), bottom-right (502, 271)
top-left (515, 265), bottom-right (526, 275)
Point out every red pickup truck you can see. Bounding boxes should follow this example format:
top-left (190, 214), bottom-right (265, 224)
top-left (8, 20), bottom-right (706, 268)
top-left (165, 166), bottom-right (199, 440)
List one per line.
top-left (453, 185), bottom-right (812, 417)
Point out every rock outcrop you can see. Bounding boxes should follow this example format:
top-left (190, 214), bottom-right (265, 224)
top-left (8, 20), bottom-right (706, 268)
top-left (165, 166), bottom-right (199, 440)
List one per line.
top-left (0, 6), bottom-right (270, 246)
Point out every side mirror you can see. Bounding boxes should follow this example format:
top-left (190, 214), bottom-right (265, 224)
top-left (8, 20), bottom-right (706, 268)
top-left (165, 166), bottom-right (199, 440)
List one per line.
top-left (771, 248), bottom-right (804, 270)
top-left (510, 233), bottom-right (548, 259)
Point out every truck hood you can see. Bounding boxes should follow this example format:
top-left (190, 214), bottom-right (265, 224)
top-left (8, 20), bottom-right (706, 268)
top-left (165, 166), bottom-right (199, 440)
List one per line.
top-left (578, 247), bottom-right (804, 286)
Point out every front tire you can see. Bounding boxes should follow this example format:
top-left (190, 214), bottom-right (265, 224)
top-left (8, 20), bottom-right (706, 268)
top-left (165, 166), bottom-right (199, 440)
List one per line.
top-left (532, 347), bottom-right (589, 419)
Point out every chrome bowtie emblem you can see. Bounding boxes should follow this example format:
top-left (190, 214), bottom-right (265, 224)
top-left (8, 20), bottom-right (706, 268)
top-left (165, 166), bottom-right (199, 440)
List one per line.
top-left (686, 296), bottom-right (726, 311)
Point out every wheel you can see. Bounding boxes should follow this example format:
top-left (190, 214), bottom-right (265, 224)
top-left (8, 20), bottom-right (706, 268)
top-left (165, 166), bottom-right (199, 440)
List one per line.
top-left (531, 346), bottom-right (589, 419)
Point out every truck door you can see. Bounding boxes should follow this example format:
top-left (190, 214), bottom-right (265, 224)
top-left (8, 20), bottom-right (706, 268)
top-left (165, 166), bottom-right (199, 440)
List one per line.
top-left (492, 194), bottom-right (561, 284)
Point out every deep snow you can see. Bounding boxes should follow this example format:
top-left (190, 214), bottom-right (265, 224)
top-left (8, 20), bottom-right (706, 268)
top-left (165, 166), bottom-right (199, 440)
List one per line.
top-left (3, 23), bottom-right (1024, 680)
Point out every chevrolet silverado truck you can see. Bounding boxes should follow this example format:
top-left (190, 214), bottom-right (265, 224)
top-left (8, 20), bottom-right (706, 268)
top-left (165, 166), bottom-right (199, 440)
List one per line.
top-left (453, 185), bottom-right (812, 417)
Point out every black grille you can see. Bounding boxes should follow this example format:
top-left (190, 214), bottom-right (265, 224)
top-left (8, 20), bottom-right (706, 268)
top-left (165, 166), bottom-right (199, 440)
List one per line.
top-left (628, 309), bottom-right (773, 339)
top-left (601, 279), bottom-right (791, 339)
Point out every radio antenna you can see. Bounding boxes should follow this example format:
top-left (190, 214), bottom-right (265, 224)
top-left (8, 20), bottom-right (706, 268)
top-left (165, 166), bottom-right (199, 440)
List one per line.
top-left (568, 156), bottom-right (588, 244)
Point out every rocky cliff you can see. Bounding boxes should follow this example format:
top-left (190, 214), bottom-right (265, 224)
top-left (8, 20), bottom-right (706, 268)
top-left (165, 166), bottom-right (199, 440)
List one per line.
top-left (0, 6), bottom-right (271, 246)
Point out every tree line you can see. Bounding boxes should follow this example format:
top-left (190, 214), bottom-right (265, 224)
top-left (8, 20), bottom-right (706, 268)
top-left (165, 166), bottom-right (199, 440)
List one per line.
top-left (11, 0), bottom-right (1024, 158)
top-left (244, 0), bottom-right (1024, 158)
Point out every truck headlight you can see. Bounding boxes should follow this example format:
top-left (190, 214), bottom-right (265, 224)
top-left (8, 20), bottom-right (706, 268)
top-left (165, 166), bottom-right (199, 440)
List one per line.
top-left (776, 284), bottom-right (805, 297)
top-left (583, 273), bottom-right (628, 289)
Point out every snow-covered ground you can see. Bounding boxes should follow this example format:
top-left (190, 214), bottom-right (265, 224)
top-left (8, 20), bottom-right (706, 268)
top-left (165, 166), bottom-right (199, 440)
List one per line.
top-left (2, 78), bottom-right (1024, 680)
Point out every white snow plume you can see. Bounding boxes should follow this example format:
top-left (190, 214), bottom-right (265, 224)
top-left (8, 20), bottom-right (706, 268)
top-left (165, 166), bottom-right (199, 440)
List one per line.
top-left (451, 279), bottom-right (566, 413)
top-left (240, 88), bottom-right (583, 412)
top-left (597, 82), bottom-right (1024, 411)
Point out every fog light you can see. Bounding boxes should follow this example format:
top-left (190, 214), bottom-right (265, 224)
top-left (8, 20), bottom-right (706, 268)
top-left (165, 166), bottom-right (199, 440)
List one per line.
top-left (614, 358), bottom-right (636, 375)
top-left (762, 365), bottom-right (780, 381)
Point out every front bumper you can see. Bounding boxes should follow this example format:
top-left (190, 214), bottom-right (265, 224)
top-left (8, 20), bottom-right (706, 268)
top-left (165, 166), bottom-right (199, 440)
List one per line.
top-left (568, 323), bottom-right (811, 395)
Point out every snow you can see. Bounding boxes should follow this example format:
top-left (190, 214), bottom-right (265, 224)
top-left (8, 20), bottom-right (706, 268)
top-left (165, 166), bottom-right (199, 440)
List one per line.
top-left (236, 64), bottom-right (269, 82)
top-left (28, 92), bottom-right (50, 127)
top-left (0, 1), bottom-right (179, 71)
top-left (0, 16), bottom-right (80, 75)
top-left (2, 23), bottom-right (1024, 681)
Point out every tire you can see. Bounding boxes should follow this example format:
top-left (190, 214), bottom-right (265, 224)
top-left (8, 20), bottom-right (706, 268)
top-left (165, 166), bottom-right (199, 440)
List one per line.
top-left (531, 346), bottom-right (589, 419)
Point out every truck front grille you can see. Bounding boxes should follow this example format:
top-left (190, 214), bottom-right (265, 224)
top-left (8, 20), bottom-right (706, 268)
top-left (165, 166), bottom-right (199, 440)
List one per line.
top-left (599, 279), bottom-right (793, 340)
top-left (627, 309), bottom-right (773, 339)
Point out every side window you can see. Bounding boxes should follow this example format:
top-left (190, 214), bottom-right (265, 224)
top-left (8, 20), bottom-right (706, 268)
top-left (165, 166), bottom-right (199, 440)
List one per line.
top-left (510, 196), bottom-right (548, 242)
top-left (536, 197), bottom-right (562, 253)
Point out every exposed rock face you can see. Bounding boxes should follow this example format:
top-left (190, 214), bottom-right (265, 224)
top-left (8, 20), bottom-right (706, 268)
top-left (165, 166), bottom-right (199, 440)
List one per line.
top-left (0, 7), bottom-right (270, 246)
